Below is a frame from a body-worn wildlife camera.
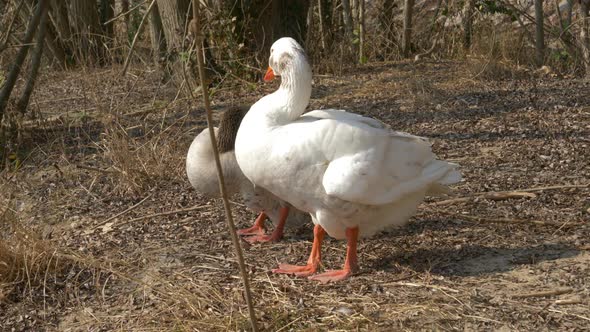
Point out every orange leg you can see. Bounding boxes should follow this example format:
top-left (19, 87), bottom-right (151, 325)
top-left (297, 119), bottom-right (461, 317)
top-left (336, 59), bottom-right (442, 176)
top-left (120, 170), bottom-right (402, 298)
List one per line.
top-left (244, 207), bottom-right (289, 243)
top-left (272, 224), bottom-right (326, 276)
top-left (237, 212), bottom-right (266, 236)
top-left (308, 227), bottom-right (359, 283)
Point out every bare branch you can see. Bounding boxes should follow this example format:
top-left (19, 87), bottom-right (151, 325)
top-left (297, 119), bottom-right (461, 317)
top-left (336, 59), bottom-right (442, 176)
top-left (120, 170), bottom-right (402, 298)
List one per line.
top-left (17, 0), bottom-right (50, 113)
top-left (0, 0), bottom-right (49, 120)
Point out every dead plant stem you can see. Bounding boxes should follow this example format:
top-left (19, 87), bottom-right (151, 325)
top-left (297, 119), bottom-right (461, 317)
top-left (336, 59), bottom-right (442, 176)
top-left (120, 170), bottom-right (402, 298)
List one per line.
top-left (431, 183), bottom-right (589, 206)
top-left (512, 287), bottom-right (573, 299)
top-left (190, 1), bottom-right (258, 331)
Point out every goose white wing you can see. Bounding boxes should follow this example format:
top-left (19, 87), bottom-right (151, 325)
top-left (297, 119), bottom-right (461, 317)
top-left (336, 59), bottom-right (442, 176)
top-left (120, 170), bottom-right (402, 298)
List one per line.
top-left (294, 110), bottom-right (459, 206)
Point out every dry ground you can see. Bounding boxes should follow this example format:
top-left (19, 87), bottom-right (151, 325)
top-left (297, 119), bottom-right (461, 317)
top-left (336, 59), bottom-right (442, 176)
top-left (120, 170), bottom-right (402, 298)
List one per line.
top-left (1, 60), bottom-right (589, 331)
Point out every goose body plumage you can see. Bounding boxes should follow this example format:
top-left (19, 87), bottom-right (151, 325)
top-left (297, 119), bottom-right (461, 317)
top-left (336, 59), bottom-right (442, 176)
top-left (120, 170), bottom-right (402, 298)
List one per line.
top-left (235, 38), bottom-right (462, 281)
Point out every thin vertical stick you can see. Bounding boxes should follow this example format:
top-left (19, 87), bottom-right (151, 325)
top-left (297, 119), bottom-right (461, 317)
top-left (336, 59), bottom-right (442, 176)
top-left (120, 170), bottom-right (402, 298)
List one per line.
top-left (358, 0), bottom-right (365, 63)
top-left (190, 1), bottom-right (258, 331)
top-left (121, 0), bottom-right (157, 76)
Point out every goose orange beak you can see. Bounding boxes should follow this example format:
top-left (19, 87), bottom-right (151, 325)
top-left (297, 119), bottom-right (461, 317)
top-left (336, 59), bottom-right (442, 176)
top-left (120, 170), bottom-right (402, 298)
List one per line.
top-left (263, 66), bottom-right (275, 82)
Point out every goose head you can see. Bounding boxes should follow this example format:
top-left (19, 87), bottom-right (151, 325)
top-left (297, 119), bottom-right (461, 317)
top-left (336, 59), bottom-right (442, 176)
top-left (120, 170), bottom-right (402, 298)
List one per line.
top-left (261, 38), bottom-right (312, 121)
top-left (264, 37), bottom-right (309, 82)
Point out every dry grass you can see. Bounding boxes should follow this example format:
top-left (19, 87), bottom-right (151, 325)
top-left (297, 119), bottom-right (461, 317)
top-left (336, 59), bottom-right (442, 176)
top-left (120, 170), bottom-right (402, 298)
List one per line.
top-left (0, 211), bottom-right (60, 302)
top-left (0, 199), bottom-right (249, 330)
top-left (97, 118), bottom-right (187, 197)
top-left (1, 61), bottom-right (589, 330)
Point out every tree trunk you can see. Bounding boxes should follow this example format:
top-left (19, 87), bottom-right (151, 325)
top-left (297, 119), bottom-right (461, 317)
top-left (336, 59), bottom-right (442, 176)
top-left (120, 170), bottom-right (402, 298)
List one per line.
top-left (318, 0), bottom-right (327, 50)
top-left (47, 0), bottom-right (71, 63)
top-left (69, 0), bottom-right (106, 64)
top-left (463, 0), bottom-right (474, 50)
top-left (306, 0), bottom-right (315, 48)
top-left (359, 0), bottom-right (365, 63)
top-left (581, 0), bottom-right (590, 76)
top-left (332, 0), bottom-right (341, 36)
top-left (534, 0), bottom-right (544, 67)
top-left (271, 1), bottom-right (310, 48)
top-left (565, 0), bottom-right (573, 27)
top-left (155, 0), bottom-right (194, 87)
top-left (351, 0), bottom-right (358, 25)
top-left (43, 24), bottom-right (67, 68)
top-left (0, 0), bottom-right (48, 119)
top-left (227, 0), bottom-right (309, 66)
top-left (149, 1), bottom-right (167, 64)
top-left (402, 0), bottom-right (414, 57)
top-left (17, 0), bottom-right (49, 113)
top-left (49, 0), bottom-right (70, 41)
top-left (121, 0), bottom-right (130, 35)
top-left (341, 0), bottom-right (353, 38)
top-left (100, 0), bottom-right (114, 49)
top-left (378, 0), bottom-right (397, 55)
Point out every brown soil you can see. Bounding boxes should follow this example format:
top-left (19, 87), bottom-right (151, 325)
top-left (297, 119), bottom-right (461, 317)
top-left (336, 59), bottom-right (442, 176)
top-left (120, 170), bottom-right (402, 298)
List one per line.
top-left (1, 60), bottom-right (589, 331)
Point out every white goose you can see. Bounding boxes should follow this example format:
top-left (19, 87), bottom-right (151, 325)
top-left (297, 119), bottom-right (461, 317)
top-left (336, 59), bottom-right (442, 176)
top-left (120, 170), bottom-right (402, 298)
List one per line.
top-left (186, 106), bottom-right (309, 242)
top-left (235, 38), bottom-right (461, 282)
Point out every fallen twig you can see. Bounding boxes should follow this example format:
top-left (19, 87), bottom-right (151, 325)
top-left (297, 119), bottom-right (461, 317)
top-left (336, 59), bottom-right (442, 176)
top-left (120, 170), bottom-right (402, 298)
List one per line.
top-left (507, 184), bottom-right (590, 193)
top-left (430, 196), bottom-right (472, 206)
top-left (431, 183), bottom-right (588, 206)
top-left (447, 213), bottom-right (575, 227)
top-left (91, 193), bottom-right (152, 230)
top-left (547, 308), bottom-right (590, 322)
top-left (512, 287), bottom-right (573, 299)
top-left (122, 204), bottom-right (209, 224)
top-left (554, 297), bottom-right (585, 305)
top-left (385, 281), bottom-right (460, 293)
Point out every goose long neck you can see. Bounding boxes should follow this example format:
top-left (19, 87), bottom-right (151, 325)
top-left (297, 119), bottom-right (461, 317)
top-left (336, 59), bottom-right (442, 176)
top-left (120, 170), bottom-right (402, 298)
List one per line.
top-left (275, 56), bottom-right (312, 122)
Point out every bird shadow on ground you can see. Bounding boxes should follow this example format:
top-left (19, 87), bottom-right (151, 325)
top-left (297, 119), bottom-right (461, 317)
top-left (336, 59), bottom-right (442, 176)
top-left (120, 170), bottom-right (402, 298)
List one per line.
top-left (367, 242), bottom-right (580, 277)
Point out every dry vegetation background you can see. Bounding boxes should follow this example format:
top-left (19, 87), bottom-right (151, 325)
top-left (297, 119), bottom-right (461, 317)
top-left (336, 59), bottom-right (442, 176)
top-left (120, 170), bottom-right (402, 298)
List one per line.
top-left (1, 0), bottom-right (590, 331)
